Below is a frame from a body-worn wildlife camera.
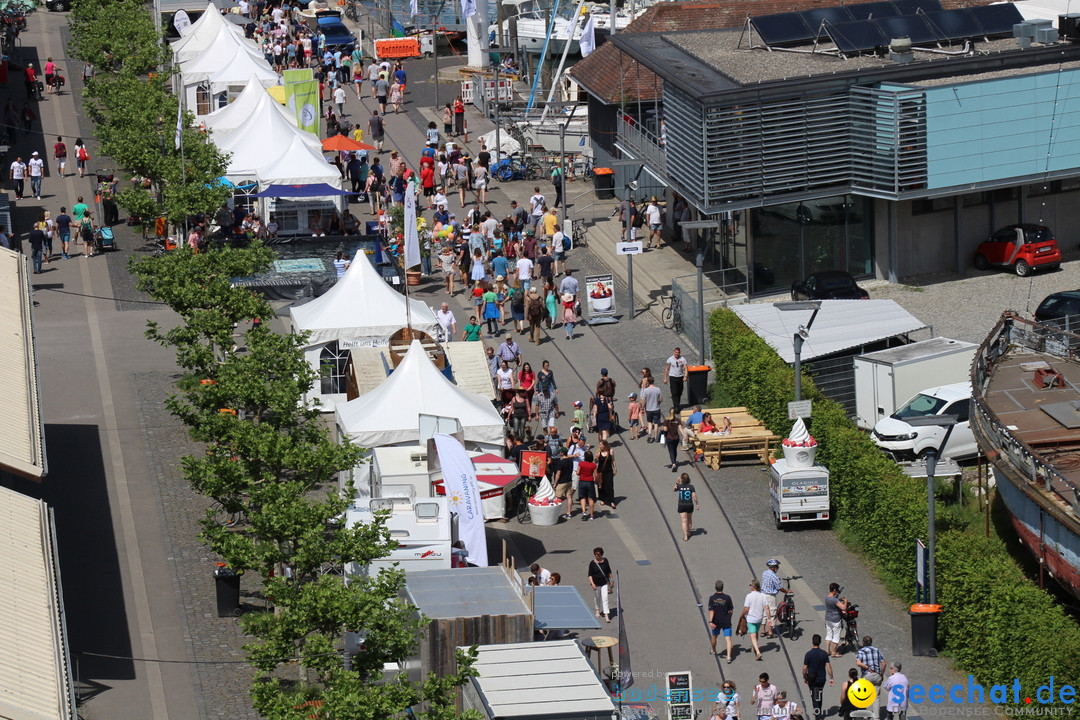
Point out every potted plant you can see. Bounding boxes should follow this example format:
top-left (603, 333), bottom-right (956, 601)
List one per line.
top-left (387, 203), bottom-right (432, 285)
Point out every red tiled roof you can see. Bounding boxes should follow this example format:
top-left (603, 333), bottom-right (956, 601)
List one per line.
top-left (569, 0), bottom-right (1000, 103)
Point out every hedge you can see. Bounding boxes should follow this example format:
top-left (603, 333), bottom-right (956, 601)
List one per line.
top-left (709, 308), bottom-right (1080, 704)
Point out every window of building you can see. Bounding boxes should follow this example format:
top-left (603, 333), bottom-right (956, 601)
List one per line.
top-left (911, 197), bottom-right (955, 215)
top-left (195, 84), bottom-right (211, 116)
top-left (320, 342), bottom-right (349, 396)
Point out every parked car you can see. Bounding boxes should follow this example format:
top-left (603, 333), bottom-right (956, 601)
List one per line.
top-left (1035, 290), bottom-right (1080, 324)
top-left (791, 271), bottom-right (869, 301)
top-left (315, 10), bottom-right (356, 51)
top-left (974, 224), bottom-right (1061, 277)
top-left (871, 381), bottom-right (980, 461)
top-left (45, 0), bottom-right (70, 10)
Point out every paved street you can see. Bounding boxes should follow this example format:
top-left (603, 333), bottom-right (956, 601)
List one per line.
top-left (5, 10), bottom-right (1005, 720)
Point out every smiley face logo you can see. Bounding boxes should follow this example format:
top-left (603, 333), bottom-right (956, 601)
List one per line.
top-left (847, 679), bottom-right (877, 708)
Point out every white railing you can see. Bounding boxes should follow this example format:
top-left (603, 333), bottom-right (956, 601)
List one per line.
top-left (618, 114), bottom-right (666, 173)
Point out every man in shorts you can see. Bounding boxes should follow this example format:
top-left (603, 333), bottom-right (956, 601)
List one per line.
top-left (53, 136), bottom-right (67, 177)
top-left (708, 580), bottom-right (735, 661)
top-left (640, 376), bottom-right (663, 442)
top-left (645, 196), bottom-right (663, 248)
top-left (552, 447), bottom-right (575, 519)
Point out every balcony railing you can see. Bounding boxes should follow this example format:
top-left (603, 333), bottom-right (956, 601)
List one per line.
top-left (618, 114), bottom-right (666, 174)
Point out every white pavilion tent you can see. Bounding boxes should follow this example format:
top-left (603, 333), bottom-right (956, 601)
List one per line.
top-left (202, 79), bottom-right (299, 134)
top-left (171, 2), bottom-right (244, 62)
top-left (336, 340), bottom-right (505, 450)
top-left (178, 37), bottom-right (275, 116)
top-left (290, 251), bottom-right (439, 410)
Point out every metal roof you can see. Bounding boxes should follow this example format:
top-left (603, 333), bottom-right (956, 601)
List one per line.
top-left (464, 640), bottom-right (618, 719)
top-left (405, 567), bottom-right (532, 618)
top-left (0, 245), bottom-right (47, 479)
top-left (733, 300), bottom-right (928, 362)
top-left (528, 586), bottom-right (602, 631)
top-left (0, 486), bottom-right (75, 720)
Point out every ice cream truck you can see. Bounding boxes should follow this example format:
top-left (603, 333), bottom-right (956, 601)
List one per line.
top-left (769, 458), bottom-right (830, 529)
top-left (344, 492), bottom-right (458, 578)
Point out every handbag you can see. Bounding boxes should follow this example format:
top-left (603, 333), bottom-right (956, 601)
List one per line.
top-left (659, 431), bottom-right (667, 444)
top-left (736, 614), bottom-right (748, 636)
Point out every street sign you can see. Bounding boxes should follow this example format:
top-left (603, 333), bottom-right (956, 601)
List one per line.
top-left (788, 400), bottom-right (812, 419)
top-left (666, 671), bottom-right (693, 720)
top-left (616, 241), bottom-right (644, 255)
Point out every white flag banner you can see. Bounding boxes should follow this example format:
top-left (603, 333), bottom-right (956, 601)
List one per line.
top-left (433, 434), bottom-right (488, 567)
top-left (409, 0), bottom-right (418, 16)
top-left (174, 98), bottom-right (184, 151)
top-left (579, 15), bottom-right (596, 57)
top-left (461, 0), bottom-right (477, 18)
top-left (403, 185), bottom-right (421, 270)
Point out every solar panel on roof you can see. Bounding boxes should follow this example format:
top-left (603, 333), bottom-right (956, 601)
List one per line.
top-left (875, 13), bottom-right (937, 43)
top-left (848, 1), bottom-right (899, 20)
top-left (969, 3), bottom-right (1024, 36)
top-left (922, 8), bottom-right (981, 41)
top-left (800, 6), bottom-right (855, 36)
top-left (751, 12), bottom-right (815, 45)
top-left (826, 19), bottom-right (889, 53)
top-left (890, 0), bottom-right (943, 16)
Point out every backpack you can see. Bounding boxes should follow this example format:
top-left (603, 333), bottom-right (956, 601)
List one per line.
top-left (562, 233), bottom-right (571, 252)
top-left (598, 377), bottom-right (614, 397)
top-left (78, 146), bottom-right (89, 161)
top-left (632, 209), bottom-right (645, 229)
top-left (527, 296), bottom-right (543, 320)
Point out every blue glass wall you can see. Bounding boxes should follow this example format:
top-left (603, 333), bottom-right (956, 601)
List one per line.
top-left (925, 68), bottom-right (1080, 189)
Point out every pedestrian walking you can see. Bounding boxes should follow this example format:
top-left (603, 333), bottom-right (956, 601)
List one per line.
top-left (663, 408), bottom-right (682, 471)
top-left (840, 669), bottom-right (859, 720)
top-left (803, 634), bottom-right (834, 719)
top-left (856, 636), bottom-right (886, 696)
top-left (627, 392), bottom-right (642, 440)
top-left (367, 110), bottom-right (385, 151)
top-left (561, 292), bottom-right (576, 339)
top-left (29, 220), bottom-right (46, 274)
top-left (824, 583), bottom-right (850, 657)
top-left (28, 151), bottom-right (44, 199)
top-left (674, 472), bottom-right (698, 540)
top-left (9, 156), bottom-right (26, 200)
top-left (664, 346), bottom-right (689, 411)
top-left (717, 681), bottom-right (741, 720)
top-left (752, 674), bottom-right (778, 720)
top-left (526, 286), bottom-right (544, 344)
top-left (771, 691), bottom-right (799, 720)
top-left (587, 547), bottom-right (613, 623)
top-left (708, 580), bottom-right (735, 661)
top-left (53, 137), bottom-right (67, 177)
top-left (21, 102), bottom-right (36, 136)
top-left (56, 207), bottom-right (71, 258)
top-left (577, 451), bottom-right (598, 520)
top-left (740, 580), bottom-right (770, 661)
top-left (333, 85), bottom-right (346, 117)
top-left (442, 102), bottom-right (453, 136)
top-left (453, 95), bottom-right (465, 136)
top-left (551, 162), bottom-right (563, 208)
top-left (882, 662), bottom-right (909, 720)
top-left (596, 440), bottom-right (617, 509)
top-left (641, 375), bottom-right (663, 441)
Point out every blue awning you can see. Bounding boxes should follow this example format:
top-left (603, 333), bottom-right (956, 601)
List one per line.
top-left (249, 183), bottom-right (351, 198)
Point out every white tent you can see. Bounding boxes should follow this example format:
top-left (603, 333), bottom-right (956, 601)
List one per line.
top-left (336, 340), bottom-right (506, 449)
top-left (203, 79), bottom-right (298, 134)
top-left (212, 101), bottom-right (321, 177)
top-left (171, 2), bottom-right (243, 61)
top-left (175, 21), bottom-right (259, 66)
top-left (180, 40), bottom-right (275, 89)
top-left (257, 134), bottom-right (340, 186)
top-left (290, 251), bottom-right (439, 410)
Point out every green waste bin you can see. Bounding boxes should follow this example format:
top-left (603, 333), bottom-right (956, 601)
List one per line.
top-left (909, 603), bottom-right (941, 656)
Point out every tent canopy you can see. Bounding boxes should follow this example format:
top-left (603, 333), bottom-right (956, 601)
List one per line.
top-left (202, 76), bottom-right (296, 134)
top-left (336, 340), bottom-right (504, 449)
top-left (290, 249), bottom-right (438, 347)
top-left (212, 99), bottom-right (320, 172)
top-left (256, 134), bottom-right (341, 187)
top-left (733, 300), bottom-right (928, 363)
top-left (171, 2), bottom-right (243, 60)
top-left (250, 183), bottom-right (351, 198)
top-left (178, 32), bottom-right (270, 85)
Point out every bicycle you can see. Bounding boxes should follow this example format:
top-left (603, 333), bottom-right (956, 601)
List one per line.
top-left (837, 587), bottom-right (861, 652)
top-left (774, 574), bottom-right (803, 639)
top-left (572, 222), bottom-right (587, 248)
top-left (210, 499), bottom-right (245, 528)
top-left (516, 475), bottom-right (540, 524)
top-left (660, 294), bottom-right (682, 332)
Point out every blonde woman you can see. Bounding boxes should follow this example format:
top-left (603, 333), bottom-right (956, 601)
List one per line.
top-left (42, 210), bottom-right (54, 263)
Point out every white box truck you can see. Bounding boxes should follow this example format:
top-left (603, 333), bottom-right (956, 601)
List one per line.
top-left (770, 458), bottom-right (830, 528)
top-left (853, 337), bottom-right (977, 430)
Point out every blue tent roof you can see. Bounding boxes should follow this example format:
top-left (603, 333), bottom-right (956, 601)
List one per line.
top-left (250, 183), bottom-right (351, 198)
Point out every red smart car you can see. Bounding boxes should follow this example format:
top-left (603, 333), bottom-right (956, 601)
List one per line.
top-left (974, 224), bottom-right (1061, 277)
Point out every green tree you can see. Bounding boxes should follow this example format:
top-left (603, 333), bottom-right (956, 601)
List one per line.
top-left (69, 0), bottom-right (168, 75)
top-left (131, 245), bottom-right (480, 718)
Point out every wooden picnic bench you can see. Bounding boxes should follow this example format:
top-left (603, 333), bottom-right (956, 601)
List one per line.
top-left (679, 406), bottom-right (750, 422)
top-left (692, 428), bottom-right (780, 469)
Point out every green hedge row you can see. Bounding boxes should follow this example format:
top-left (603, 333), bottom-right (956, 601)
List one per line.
top-left (708, 308), bottom-right (1080, 704)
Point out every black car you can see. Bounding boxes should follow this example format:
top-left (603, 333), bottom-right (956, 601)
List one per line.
top-left (1035, 291), bottom-right (1080, 325)
top-left (790, 271), bottom-right (869, 301)
top-left (46, 0), bottom-right (70, 10)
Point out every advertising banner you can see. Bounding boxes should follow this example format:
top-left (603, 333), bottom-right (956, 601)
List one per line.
top-left (433, 434), bottom-right (488, 567)
top-left (585, 273), bottom-right (616, 319)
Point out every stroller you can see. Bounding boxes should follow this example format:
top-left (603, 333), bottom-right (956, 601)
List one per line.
top-left (95, 226), bottom-right (117, 251)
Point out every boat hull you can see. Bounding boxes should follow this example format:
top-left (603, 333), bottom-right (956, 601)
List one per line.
top-left (993, 465), bottom-right (1080, 600)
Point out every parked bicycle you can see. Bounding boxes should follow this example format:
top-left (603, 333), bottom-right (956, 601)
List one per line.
top-left (773, 574), bottom-right (802, 639)
top-left (660, 293), bottom-right (682, 332)
top-left (493, 153), bottom-right (543, 182)
top-left (516, 475), bottom-right (540, 524)
top-left (572, 221), bottom-right (588, 248)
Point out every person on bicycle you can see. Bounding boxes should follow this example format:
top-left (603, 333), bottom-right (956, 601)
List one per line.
top-left (824, 583), bottom-right (850, 657)
top-left (761, 559), bottom-right (783, 638)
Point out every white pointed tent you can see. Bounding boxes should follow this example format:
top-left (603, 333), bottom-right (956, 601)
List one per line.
top-left (336, 340), bottom-right (506, 450)
top-left (290, 250), bottom-right (439, 410)
top-left (212, 102), bottom-right (322, 178)
top-left (203, 79), bottom-right (298, 134)
top-left (171, 2), bottom-right (243, 61)
top-left (180, 40), bottom-right (274, 88)
top-left (257, 134), bottom-right (340, 186)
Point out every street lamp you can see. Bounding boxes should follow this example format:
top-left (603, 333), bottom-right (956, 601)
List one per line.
top-left (775, 301), bottom-right (821, 402)
top-left (901, 414), bottom-right (958, 605)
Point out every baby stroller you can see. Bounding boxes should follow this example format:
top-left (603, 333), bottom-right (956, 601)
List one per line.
top-left (95, 226), bottom-right (117, 251)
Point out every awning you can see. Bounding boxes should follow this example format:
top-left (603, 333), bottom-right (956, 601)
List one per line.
top-left (432, 453), bottom-right (520, 499)
top-left (0, 242), bottom-right (47, 479)
top-left (528, 586), bottom-right (603, 630)
top-left (733, 300), bottom-right (928, 363)
top-left (250, 183), bottom-right (352, 198)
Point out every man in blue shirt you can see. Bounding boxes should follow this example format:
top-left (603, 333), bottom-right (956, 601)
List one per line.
top-left (761, 559), bottom-right (783, 638)
top-left (680, 404), bottom-right (703, 449)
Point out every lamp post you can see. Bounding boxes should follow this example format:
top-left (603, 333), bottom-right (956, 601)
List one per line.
top-left (902, 415), bottom-right (957, 605)
top-left (775, 301), bottom-right (821, 402)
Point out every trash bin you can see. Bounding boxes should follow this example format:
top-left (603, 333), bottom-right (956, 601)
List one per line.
top-left (909, 603), bottom-right (942, 656)
top-left (594, 167), bottom-right (615, 200)
top-left (687, 365), bottom-right (712, 407)
top-left (214, 565), bottom-right (242, 618)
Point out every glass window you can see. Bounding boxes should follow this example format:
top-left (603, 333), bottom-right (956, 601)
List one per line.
top-left (944, 399), bottom-right (970, 424)
top-left (195, 84), bottom-right (211, 116)
top-left (319, 341), bottom-right (349, 395)
top-left (893, 393), bottom-right (947, 420)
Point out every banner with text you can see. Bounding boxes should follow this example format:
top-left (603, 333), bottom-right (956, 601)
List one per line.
top-left (433, 434), bottom-right (488, 567)
top-left (585, 273), bottom-right (616, 319)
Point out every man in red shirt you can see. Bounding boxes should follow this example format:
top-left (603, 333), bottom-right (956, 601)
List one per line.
top-left (420, 164), bottom-right (435, 202)
top-left (24, 63), bottom-right (37, 99)
top-left (53, 136), bottom-right (67, 177)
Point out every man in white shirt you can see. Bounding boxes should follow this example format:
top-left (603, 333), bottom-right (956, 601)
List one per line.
top-left (770, 691), bottom-right (799, 720)
top-left (742, 579), bottom-right (770, 661)
top-left (436, 302), bottom-right (457, 341)
top-left (529, 187), bottom-right (546, 231)
top-left (9, 156), bottom-right (26, 200)
top-left (28, 152), bottom-right (44, 199)
top-left (552, 226), bottom-right (567, 275)
top-left (516, 255), bottom-right (534, 291)
top-left (645, 196), bottom-right (663, 248)
top-left (530, 563), bottom-right (552, 585)
top-left (664, 346), bottom-right (689, 411)
top-left (333, 85), bottom-right (347, 118)
top-left (882, 661), bottom-right (909, 720)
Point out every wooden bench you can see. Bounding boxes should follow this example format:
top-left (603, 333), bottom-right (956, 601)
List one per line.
top-left (693, 428), bottom-right (779, 469)
top-left (680, 406), bottom-right (749, 422)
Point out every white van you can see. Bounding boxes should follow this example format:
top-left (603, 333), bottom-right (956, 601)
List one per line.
top-left (871, 381), bottom-right (979, 461)
top-left (770, 459), bottom-right (830, 528)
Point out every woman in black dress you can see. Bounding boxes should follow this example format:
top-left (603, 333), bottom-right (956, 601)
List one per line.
top-left (592, 394), bottom-right (614, 443)
top-left (596, 440), bottom-right (617, 509)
